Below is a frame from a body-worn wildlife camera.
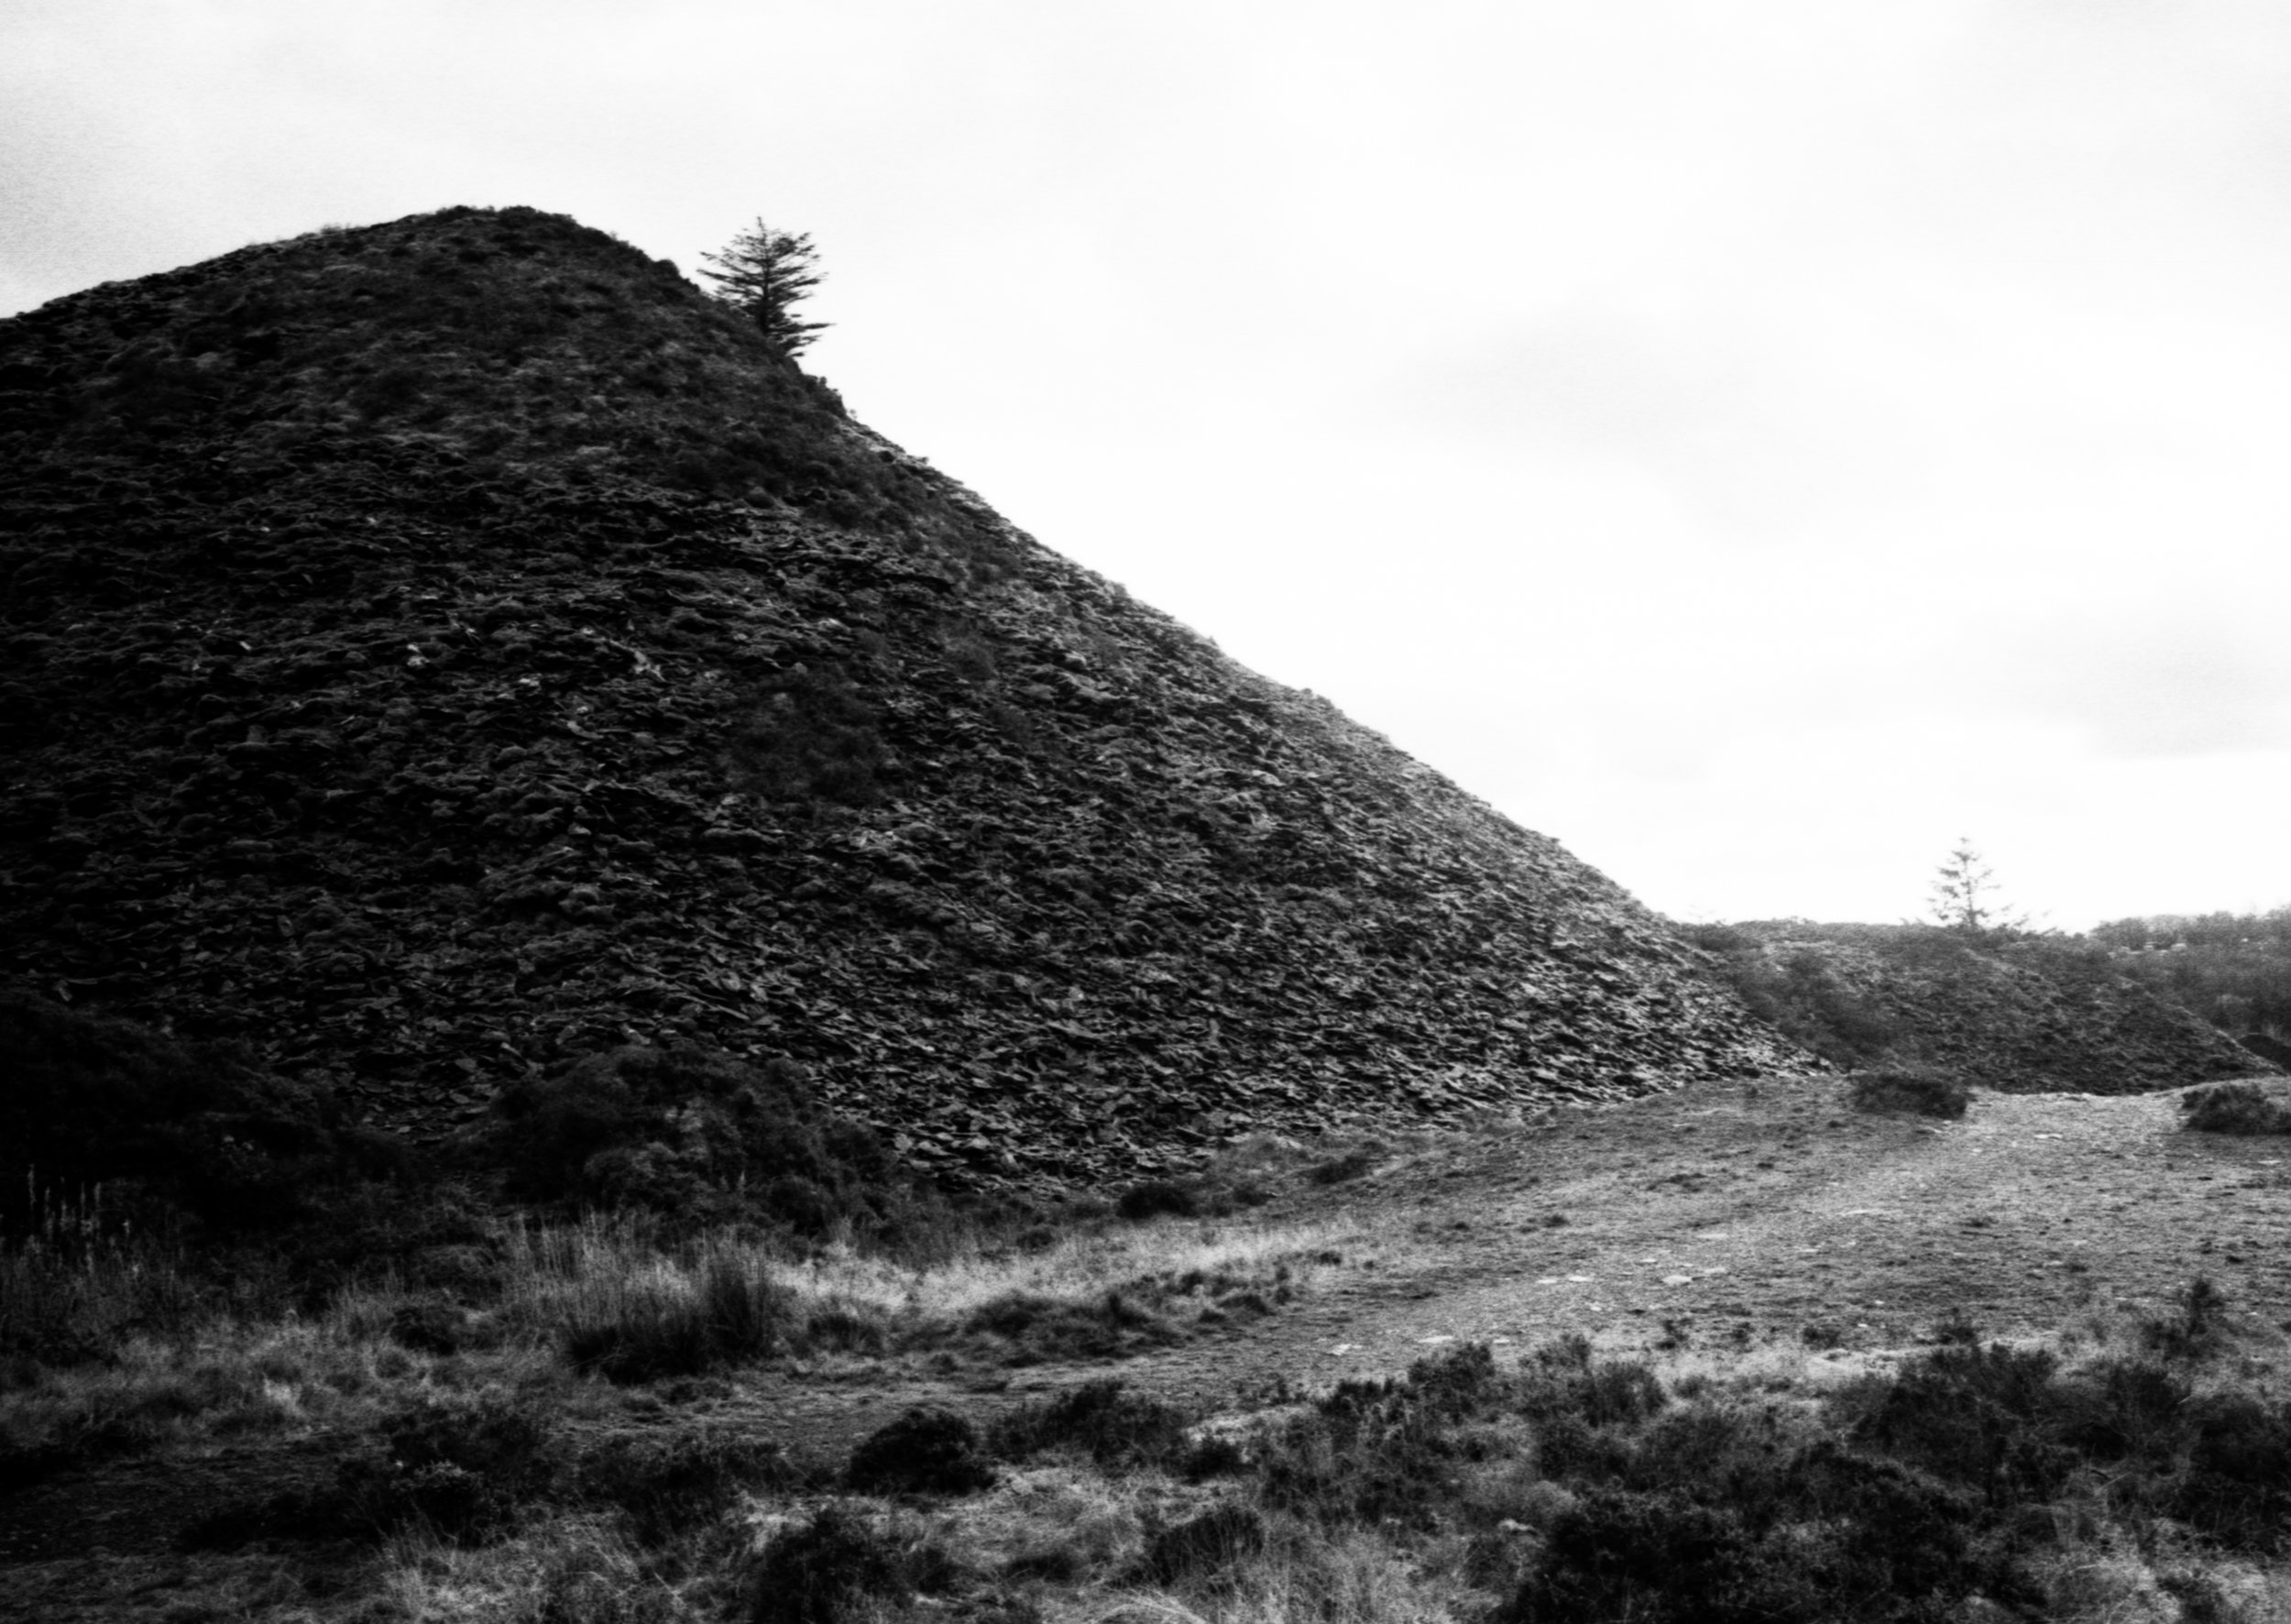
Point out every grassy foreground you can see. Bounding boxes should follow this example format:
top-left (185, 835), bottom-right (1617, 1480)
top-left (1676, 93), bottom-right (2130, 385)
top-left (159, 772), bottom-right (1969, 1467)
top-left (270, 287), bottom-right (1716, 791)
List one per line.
top-left (15, 1059), bottom-right (2291, 1621)
top-left (11, 1171), bottom-right (2291, 1621)
top-left (350, 1285), bottom-right (2291, 1624)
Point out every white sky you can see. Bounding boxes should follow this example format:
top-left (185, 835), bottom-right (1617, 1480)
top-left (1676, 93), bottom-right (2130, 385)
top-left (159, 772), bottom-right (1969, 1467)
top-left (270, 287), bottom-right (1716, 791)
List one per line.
top-left (5, 0), bottom-right (2286, 931)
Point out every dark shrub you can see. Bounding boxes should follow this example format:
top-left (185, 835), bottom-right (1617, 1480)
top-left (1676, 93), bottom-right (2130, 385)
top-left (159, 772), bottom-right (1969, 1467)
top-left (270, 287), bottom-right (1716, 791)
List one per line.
top-left (1493, 1487), bottom-right (1781, 1624)
top-left (1517, 1377), bottom-right (1664, 1484)
top-left (1497, 1447), bottom-right (2009, 1624)
top-left (1517, 1336), bottom-right (1668, 1430)
top-left (1785, 1443), bottom-right (1998, 1605)
top-left (1136, 1504), bottom-right (1266, 1587)
top-left (1848, 1062), bottom-right (1971, 1119)
top-left (2056, 1356), bottom-right (2191, 1465)
top-left (1305, 1147), bottom-right (1377, 1185)
top-left (387, 1300), bottom-right (466, 1355)
top-left (806, 1302), bottom-right (890, 1355)
top-left (505, 1064), bottom-right (644, 1195)
top-left (2241, 1032), bottom-right (2291, 1069)
top-left (0, 989), bottom-right (393, 1232)
top-left (845, 1407), bottom-right (997, 1497)
top-left (2180, 1393), bottom-right (2291, 1551)
top-left (749, 1502), bottom-right (961, 1624)
top-left (2181, 1081), bottom-right (2291, 1136)
top-left (1180, 1434), bottom-right (1250, 1480)
top-left (579, 1430), bottom-right (794, 1545)
top-left (339, 1388), bottom-right (557, 1542)
top-left (728, 665), bottom-right (891, 807)
top-left (991, 1379), bottom-right (1192, 1470)
top-left (1686, 939), bottom-right (1900, 1068)
top-left (493, 1045), bottom-right (949, 1245)
top-left (177, 1486), bottom-right (348, 1552)
top-left (1115, 1180), bottom-right (1198, 1221)
top-left (1852, 1343), bottom-right (2073, 1503)
top-left (961, 1289), bottom-right (1182, 1364)
top-left (2144, 1276), bottom-right (2231, 1363)
top-left (762, 1175), bottom-right (838, 1236)
top-left (1266, 1344), bottom-right (1523, 1529)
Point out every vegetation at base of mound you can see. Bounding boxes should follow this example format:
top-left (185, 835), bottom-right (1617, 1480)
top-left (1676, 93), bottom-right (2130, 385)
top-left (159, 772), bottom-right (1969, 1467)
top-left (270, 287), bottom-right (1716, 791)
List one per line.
top-left (0, 986), bottom-right (423, 1234)
top-left (1685, 923), bottom-right (1902, 1068)
top-left (0, 993), bottom-right (1032, 1365)
top-left (490, 1043), bottom-right (961, 1244)
top-left (1, 1100), bottom-right (1361, 1488)
top-left (1848, 1060), bottom-right (1971, 1119)
top-left (2181, 1081), bottom-right (2291, 1136)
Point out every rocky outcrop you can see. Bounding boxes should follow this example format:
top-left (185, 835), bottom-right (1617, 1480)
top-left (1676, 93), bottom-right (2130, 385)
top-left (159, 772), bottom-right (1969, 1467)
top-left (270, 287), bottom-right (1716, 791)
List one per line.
top-left (0, 207), bottom-right (1809, 1186)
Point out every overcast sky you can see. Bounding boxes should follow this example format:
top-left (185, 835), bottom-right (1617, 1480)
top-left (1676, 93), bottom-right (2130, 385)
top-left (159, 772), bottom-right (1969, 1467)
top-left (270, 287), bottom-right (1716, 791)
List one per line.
top-left (6, 0), bottom-right (2286, 930)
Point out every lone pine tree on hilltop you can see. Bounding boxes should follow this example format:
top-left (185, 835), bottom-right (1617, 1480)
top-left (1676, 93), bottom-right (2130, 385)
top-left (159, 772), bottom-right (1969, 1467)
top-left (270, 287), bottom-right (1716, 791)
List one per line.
top-left (1930, 838), bottom-right (2025, 936)
top-left (700, 219), bottom-right (829, 357)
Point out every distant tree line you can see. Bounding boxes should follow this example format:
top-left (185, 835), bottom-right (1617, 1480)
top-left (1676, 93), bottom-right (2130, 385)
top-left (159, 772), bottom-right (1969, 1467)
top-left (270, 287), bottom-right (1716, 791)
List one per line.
top-left (2089, 906), bottom-right (2291, 1038)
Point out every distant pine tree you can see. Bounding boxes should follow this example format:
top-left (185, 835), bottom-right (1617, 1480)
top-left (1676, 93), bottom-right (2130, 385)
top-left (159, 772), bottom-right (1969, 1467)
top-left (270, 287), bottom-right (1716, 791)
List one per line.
top-left (700, 219), bottom-right (829, 357)
top-left (1929, 838), bottom-right (2024, 936)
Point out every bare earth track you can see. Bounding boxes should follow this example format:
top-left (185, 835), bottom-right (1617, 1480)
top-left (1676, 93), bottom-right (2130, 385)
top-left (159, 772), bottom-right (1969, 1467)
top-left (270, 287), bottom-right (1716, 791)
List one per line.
top-left (744, 1071), bottom-right (2291, 1432)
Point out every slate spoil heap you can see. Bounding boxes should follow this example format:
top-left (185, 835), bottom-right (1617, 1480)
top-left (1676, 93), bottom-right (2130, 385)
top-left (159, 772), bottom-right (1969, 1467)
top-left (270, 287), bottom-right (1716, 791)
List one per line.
top-left (0, 206), bottom-right (1809, 1185)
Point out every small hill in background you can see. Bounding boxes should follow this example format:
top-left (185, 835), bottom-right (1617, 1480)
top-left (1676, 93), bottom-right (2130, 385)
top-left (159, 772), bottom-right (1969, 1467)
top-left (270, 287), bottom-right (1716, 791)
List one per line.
top-left (2089, 907), bottom-right (2291, 1061)
top-left (1688, 919), bottom-right (2270, 1092)
top-left (0, 205), bottom-right (1808, 1191)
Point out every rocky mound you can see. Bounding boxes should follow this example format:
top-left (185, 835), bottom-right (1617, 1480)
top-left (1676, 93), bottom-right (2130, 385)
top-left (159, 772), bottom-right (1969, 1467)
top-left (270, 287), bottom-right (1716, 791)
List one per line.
top-left (0, 206), bottom-right (1808, 1186)
top-left (1694, 921), bottom-right (2267, 1092)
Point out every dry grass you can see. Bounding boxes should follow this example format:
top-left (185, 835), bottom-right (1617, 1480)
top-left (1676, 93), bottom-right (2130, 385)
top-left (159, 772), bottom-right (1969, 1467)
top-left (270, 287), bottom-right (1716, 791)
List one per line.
top-left (488, 1210), bottom-right (1368, 1376)
top-left (1, 1202), bottom-right (1364, 1487)
top-left (376, 1510), bottom-right (720, 1622)
top-left (0, 1303), bottom-right (565, 1491)
top-left (0, 1188), bottom-right (209, 1360)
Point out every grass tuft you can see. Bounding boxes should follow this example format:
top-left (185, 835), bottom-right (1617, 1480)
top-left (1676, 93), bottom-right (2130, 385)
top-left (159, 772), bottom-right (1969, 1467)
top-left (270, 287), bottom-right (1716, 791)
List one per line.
top-left (560, 1247), bottom-right (799, 1382)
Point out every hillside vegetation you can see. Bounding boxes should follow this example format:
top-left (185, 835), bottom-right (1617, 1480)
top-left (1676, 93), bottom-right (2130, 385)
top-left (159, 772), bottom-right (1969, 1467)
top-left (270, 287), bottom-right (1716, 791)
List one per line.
top-left (1683, 921), bottom-right (2264, 1091)
top-left (2091, 908), bottom-right (2291, 1053)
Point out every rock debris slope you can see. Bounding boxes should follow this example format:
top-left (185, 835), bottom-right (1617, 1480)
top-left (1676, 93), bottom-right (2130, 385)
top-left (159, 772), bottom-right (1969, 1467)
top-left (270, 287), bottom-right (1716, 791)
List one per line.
top-left (0, 206), bottom-right (1809, 1184)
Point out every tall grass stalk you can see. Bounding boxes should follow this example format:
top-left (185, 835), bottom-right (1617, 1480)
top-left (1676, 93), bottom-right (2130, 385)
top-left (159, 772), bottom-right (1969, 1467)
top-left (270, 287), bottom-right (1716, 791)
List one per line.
top-left (1, 1177), bottom-right (203, 1358)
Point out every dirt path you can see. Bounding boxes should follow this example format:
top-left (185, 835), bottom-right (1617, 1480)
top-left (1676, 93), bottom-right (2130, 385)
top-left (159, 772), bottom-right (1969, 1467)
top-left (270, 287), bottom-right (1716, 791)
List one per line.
top-left (682, 1071), bottom-right (2288, 1443)
top-left (1113, 1073), bottom-right (2291, 1402)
